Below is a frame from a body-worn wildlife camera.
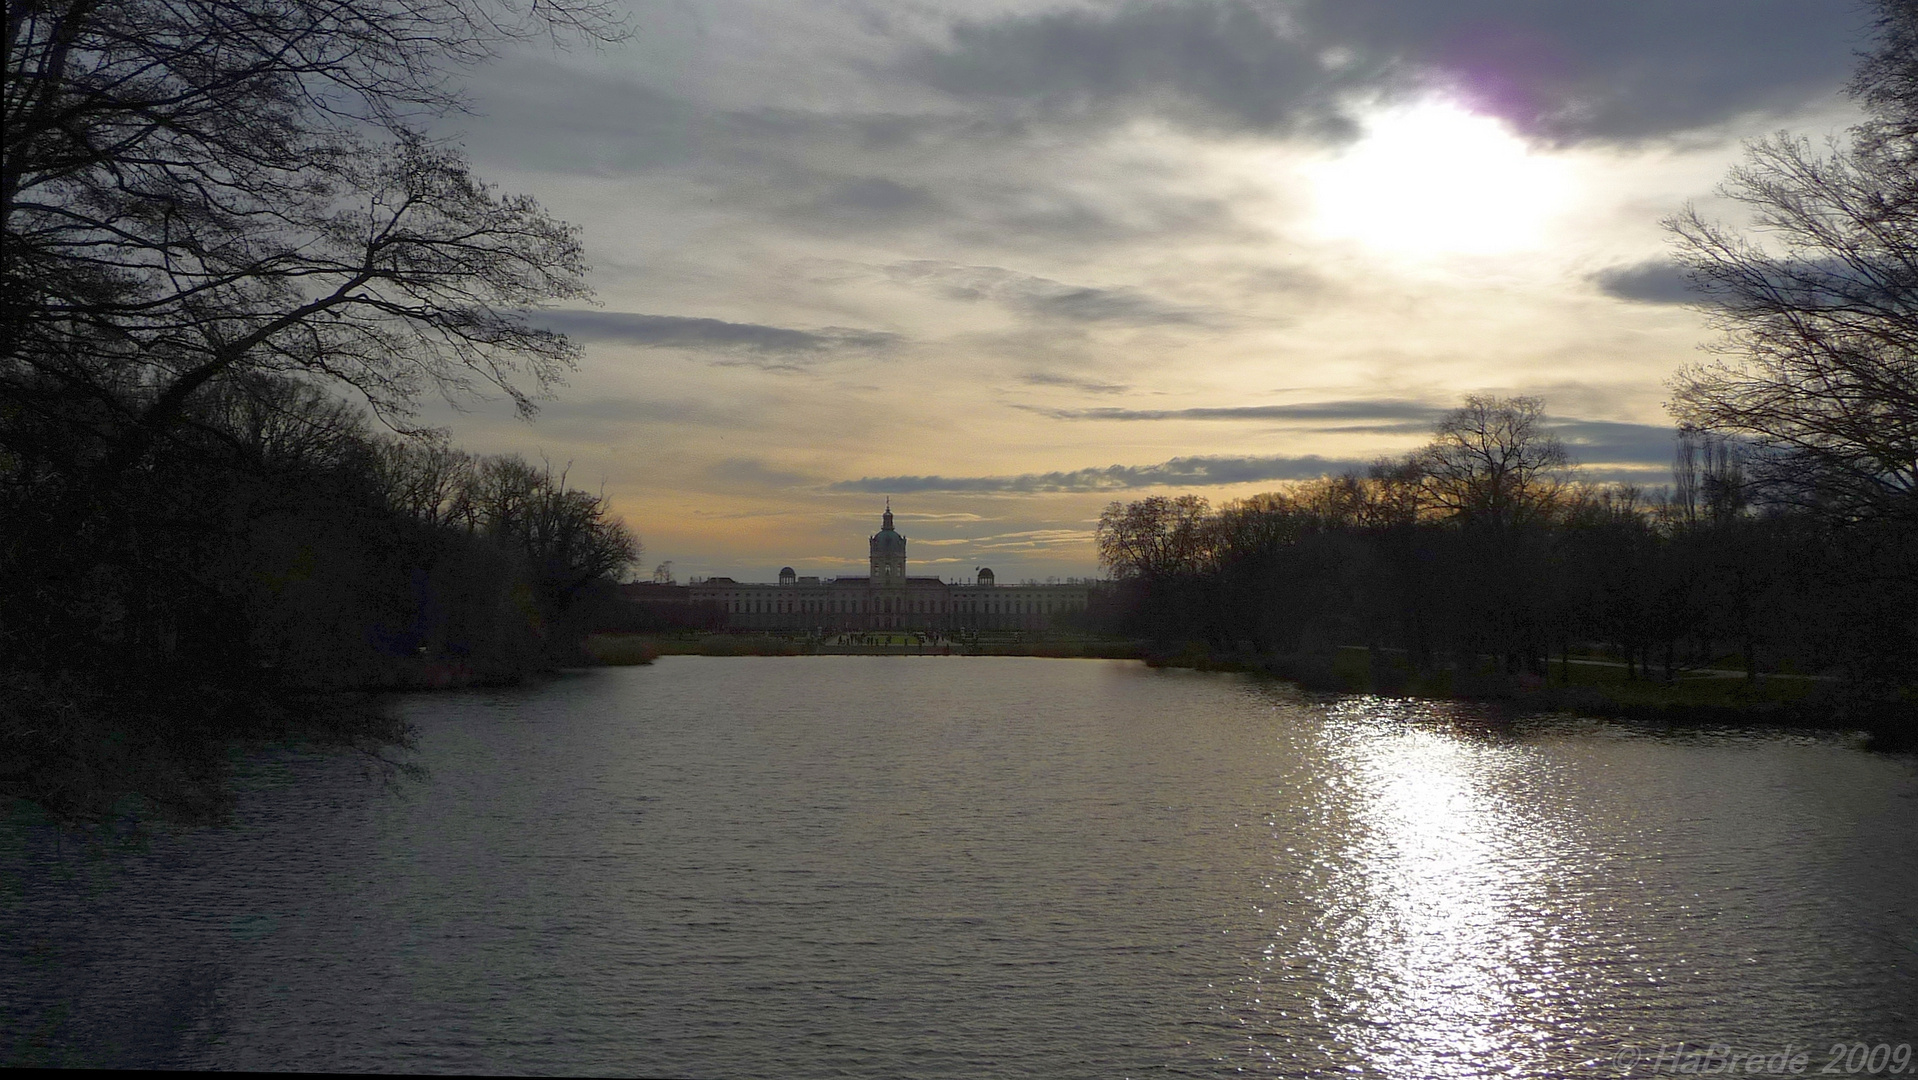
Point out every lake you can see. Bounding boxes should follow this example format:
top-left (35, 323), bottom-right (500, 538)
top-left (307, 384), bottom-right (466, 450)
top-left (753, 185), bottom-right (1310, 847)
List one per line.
top-left (4, 656), bottom-right (1915, 1076)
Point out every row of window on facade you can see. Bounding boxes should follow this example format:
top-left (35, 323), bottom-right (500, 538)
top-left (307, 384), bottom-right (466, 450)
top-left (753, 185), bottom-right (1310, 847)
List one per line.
top-left (722, 596), bottom-right (1079, 616)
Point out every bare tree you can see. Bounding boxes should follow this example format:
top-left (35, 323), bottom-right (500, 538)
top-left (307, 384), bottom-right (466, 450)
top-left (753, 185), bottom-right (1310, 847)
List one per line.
top-left (2, 0), bottom-right (623, 469)
top-left (0, 0), bottom-right (630, 826)
top-left (373, 432), bottom-right (475, 530)
top-left (457, 454), bottom-right (638, 601)
top-left (1667, 0), bottom-right (1918, 523)
top-left (1412, 395), bottom-right (1572, 529)
top-left (1671, 427), bottom-right (1748, 529)
top-left (1096, 495), bottom-right (1213, 579)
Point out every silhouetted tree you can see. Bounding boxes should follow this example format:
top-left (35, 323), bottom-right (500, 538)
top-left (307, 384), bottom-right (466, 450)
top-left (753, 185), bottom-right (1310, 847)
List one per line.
top-left (0, 1), bottom-right (631, 826)
top-left (1086, 389), bottom-right (1915, 725)
top-left (454, 454), bottom-right (639, 613)
top-left (1667, 0), bottom-right (1918, 524)
top-left (1413, 395), bottom-right (1572, 530)
top-left (1096, 495), bottom-right (1213, 579)
top-left (4, 1), bottom-right (624, 475)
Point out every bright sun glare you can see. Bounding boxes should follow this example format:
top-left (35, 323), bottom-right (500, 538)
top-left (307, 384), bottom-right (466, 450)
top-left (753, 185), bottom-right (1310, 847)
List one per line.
top-left (1306, 101), bottom-right (1572, 256)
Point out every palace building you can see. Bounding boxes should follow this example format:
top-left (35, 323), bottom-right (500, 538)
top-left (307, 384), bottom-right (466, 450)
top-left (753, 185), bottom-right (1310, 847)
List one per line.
top-left (688, 504), bottom-right (1091, 632)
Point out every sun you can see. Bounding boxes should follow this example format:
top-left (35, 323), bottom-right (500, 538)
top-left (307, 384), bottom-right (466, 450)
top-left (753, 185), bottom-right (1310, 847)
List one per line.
top-left (1304, 100), bottom-right (1573, 256)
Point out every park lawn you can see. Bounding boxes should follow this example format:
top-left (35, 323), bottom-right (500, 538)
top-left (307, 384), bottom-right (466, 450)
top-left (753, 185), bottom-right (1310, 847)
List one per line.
top-left (1330, 644), bottom-right (1821, 709)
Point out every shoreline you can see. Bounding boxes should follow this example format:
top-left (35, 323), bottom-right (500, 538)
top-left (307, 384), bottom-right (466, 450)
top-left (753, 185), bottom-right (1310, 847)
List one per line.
top-left (578, 633), bottom-right (1916, 748)
top-left (1136, 644), bottom-right (1917, 751)
top-left (583, 632), bottom-right (1149, 661)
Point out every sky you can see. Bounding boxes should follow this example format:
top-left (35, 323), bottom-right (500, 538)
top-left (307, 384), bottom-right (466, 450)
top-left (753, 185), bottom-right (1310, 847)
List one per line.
top-left (420, 0), bottom-right (1879, 583)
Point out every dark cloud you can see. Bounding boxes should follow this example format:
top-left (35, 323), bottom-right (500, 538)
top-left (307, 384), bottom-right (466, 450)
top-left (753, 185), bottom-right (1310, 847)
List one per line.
top-left (1310, 0), bottom-right (1869, 142)
top-left (534, 310), bottom-right (899, 363)
top-left (1592, 260), bottom-right (1696, 304)
top-left (829, 418), bottom-right (1677, 495)
top-left (949, 181), bottom-right (1239, 246)
top-left (463, 60), bottom-right (985, 182)
top-left (917, 1), bottom-right (1361, 138)
top-left (1023, 398), bottom-right (1448, 428)
top-left (889, 261), bottom-right (1207, 324)
top-left (1019, 372), bottom-right (1132, 395)
top-left (1551, 419), bottom-right (1681, 466)
top-left (461, 59), bottom-right (710, 174)
top-left (1020, 401), bottom-right (1687, 467)
top-left (817, 177), bottom-right (941, 216)
top-left (917, 0), bottom-right (1868, 144)
top-left (829, 453), bottom-right (1368, 494)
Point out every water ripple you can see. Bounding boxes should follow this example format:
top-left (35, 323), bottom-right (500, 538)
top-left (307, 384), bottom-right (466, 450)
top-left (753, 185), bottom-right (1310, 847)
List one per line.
top-left (5, 657), bottom-right (1914, 1076)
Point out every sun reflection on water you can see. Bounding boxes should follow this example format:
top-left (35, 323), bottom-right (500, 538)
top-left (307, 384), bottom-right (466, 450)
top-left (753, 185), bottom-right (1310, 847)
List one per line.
top-left (1254, 697), bottom-right (1602, 1077)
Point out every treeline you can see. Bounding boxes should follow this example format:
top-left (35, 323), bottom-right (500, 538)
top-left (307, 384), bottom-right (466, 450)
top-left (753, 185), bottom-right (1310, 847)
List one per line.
top-left (3, 1), bottom-right (626, 824)
top-left (1093, 397), bottom-right (1918, 706)
top-left (1095, 0), bottom-right (1918, 719)
top-left (1, 376), bottom-right (636, 824)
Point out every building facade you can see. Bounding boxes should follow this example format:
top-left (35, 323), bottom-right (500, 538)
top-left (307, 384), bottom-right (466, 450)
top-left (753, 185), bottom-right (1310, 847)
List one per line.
top-left (689, 505), bottom-right (1091, 632)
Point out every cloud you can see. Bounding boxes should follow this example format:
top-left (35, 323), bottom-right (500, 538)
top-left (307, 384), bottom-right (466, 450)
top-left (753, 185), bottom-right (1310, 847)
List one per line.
top-left (829, 453), bottom-right (1369, 494)
top-left (971, 529), bottom-right (1098, 551)
top-left (916, 0), bottom-right (1866, 144)
top-left (825, 415), bottom-right (1680, 495)
top-left (1022, 398), bottom-right (1448, 429)
top-left (1550, 419), bottom-right (1679, 466)
top-left (1309, 0), bottom-right (1867, 143)
top-left (460, 59), bottom-right (711, 175)
top-left (917, 1), bottom-right (1361, 138)
top-left (1017, 403), bottom-right (1686, 467)
top-left (1592, 260), bottom-right (1695, 304)
top-left (781, 175), bottom-right (952, 232)
top-left (889, 260), bottom-right (1208, 324)
top-left (533, 310), bottom-right (899, 366)
top-left (899, 528), bottom-right (1099, 554)
top-left (1019, 372), bottom-right (1132, 395)
top-left (706, 458), bottom-right (819, 490)
top-left (819, 177), bottom-right (939, 214)
top-left (518, 395), bottom-right (743, 437)
top-left (884, 511), bottom-right (995, 522)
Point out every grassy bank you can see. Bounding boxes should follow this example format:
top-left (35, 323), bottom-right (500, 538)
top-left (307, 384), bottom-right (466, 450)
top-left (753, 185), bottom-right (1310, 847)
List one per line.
top-left (583, 633), bottom-right (798, 659)
top-left (580, 634), bottom-right (666, 664)
top-left (963, 640), bottom-right (1144, 658)
top-left (575, 633), bottom-right (1913, 746)
top-left (1141, 642), bottom-right (1915, 747)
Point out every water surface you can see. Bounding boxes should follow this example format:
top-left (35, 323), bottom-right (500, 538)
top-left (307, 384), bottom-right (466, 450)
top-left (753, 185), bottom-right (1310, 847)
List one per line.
top-left (5, 657), bottom-right (1915, 1076)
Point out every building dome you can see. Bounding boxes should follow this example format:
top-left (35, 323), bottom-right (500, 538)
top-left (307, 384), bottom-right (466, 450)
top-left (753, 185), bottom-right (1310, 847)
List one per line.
top-left (870, 505), bottom-right (905, 552)
top-left (869, 505), bottom-right (906, 553)
top-left (977, 567), bottom-right (995, 586)
top-left (869, 502), bottom-right (907, 585)
top-left (778, 566), bottom-right (796, 585)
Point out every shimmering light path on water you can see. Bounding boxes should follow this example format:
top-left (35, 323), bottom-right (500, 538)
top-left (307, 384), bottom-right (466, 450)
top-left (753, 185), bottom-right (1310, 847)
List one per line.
top-left (4, 657), bottom-right (1915, 1076)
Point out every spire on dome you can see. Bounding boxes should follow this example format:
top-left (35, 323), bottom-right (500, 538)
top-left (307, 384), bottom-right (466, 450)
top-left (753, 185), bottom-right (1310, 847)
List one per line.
top-left (882, 498), bottom-right (893, 531)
